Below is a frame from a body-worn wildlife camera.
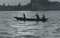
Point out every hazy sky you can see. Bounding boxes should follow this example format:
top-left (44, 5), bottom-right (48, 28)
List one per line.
top-left (49, 0), bottom-right (60, 2)
top-left (0, 0), bottom-right (60, 6)
top-left (0, 0), bottom-right (31, 6)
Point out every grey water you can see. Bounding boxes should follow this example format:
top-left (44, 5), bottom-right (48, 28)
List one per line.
top-left (0, 11), bottom-right (60, 38)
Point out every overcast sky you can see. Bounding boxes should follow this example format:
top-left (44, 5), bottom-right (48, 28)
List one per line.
top-left (49, 0), bottom-right (60, 2)
top-left (0, 0), bottom-right (60, 6)
top-left (0, 0), bottom-right (31, 6)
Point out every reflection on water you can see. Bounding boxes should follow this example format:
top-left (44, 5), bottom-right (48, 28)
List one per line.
top-left (0, 11), bottom-right (60, 38)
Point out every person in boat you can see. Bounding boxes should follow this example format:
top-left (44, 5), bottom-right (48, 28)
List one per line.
top-left (41, 14), bottom-right (49, 22)
top-left (23, 13), bottom-right (25, 19)
top-left (35, 14), bottom-right (40, 21)
top-left (42, 14), bottom-right (45, 19)
top-left (23, 13), bottom-right (26, 21)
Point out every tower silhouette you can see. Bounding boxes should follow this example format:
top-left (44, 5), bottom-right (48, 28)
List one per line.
top-left (30, 0), bottom-right (50, 10)
top-left (31, 0), bottom-right (49, 5)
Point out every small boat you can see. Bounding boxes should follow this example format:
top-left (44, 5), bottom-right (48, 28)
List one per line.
top-left (14, 13), bottom-right (49, 22)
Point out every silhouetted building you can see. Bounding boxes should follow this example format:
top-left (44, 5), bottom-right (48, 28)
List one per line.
top-left (31, 0), bottom-right (49, 5)
top-left (3, 3), bottom-right (5, 6)
top-left (30, 0), bottom-right (60, 11)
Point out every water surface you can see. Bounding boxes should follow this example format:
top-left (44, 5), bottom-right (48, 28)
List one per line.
top-left (0, 11), bottom-right (60, 38)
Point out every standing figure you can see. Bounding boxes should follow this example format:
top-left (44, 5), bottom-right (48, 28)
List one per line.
top-left (35, 14), bottom-right (40, 21)
top-left (23, 13), bottom-right (26, 21)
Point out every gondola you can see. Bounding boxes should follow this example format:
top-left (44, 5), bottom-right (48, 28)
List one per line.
top-left (14, 13), bottom-right (49, 22)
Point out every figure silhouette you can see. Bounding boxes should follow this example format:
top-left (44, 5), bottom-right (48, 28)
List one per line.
top-left (36, 14), bottom-right (40, 20)
top-left (23, 13), bottom-right (26, 21)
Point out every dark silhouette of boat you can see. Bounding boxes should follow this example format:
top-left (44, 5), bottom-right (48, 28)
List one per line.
top-left (14, 13), bottom-right (49, 22)
top-left (20, 35), bottom-right (40, 38)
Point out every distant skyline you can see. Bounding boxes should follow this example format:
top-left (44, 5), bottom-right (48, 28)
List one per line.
top-left (0, 0), bottom-right (60, 6)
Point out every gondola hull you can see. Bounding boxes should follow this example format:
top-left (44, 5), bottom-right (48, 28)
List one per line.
top-left (14, 17), bottom-right (48, 22)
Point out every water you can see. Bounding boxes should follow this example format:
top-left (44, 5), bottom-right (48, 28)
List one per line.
top-left (0, 11), bottom-right (60, 38)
